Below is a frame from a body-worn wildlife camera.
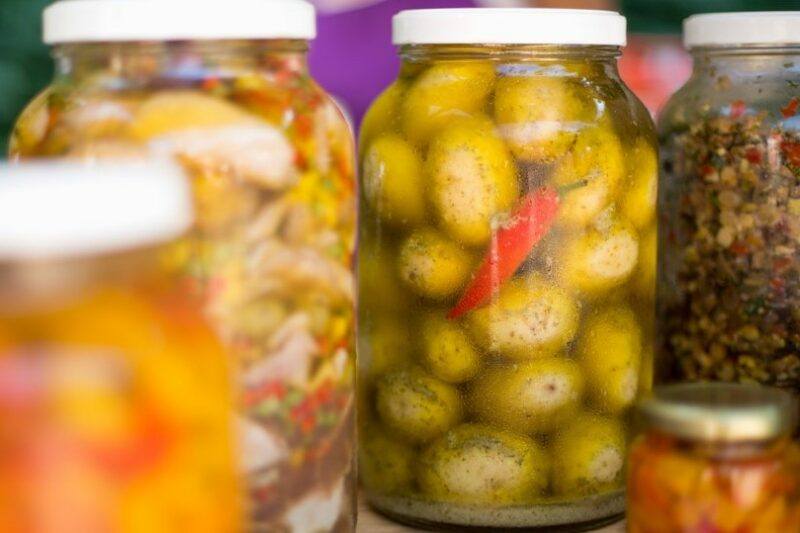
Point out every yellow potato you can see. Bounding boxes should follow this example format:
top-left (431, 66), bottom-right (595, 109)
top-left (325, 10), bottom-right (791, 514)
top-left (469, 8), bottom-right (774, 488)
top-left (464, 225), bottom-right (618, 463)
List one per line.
top-left (559, 217), bottom-right (640, 296)
top-left (551, 124), bottom-right (625, 227)
top-left (398, 229), bottom-right (473, 300)
top-left (468, 274), bottom-right (580, 360)
top-left (360, 427), bottom-right (415, 495)
top-left (376, 367), bottom-right (462, 443)
top-left (577, 305), bottom-right (642, 413)
top-left (469, 357), bottom-right (585, 434)
top-left (419, 313), bottom-right (481, 383)
top-left (621, 138), bottom-right (658, 229)
top-left (633, 225), bottom-right (656, 302)
top-left (401, 61), bottom-right (496, 146)
top-left (362, 134), bottom-right (426, 228)
top-left (494, 75), bottom-right (594, 162)
top-left (359, 81), bottom-right (404, 155)
top-left (551, 414), bottom-right (626, 497)
top-left (418, 424), bottom-right (549, 505)
top-left (129, 91), bottom-right (251, 139)
top-left (427, 118), bottom-right (519, 246)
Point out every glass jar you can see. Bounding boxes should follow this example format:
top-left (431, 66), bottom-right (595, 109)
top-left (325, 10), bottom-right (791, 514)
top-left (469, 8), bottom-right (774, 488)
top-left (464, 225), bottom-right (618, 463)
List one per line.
top-left (629, 383), bottom-right (800, 532)
top-left (0, 161), bottom-right (241, 532)
top-left (9, 2), bottom-right (357, 531)
top-left (658, 13), bottom-right (800, 394)
top-left (358, 8), bottom-right (656, 530)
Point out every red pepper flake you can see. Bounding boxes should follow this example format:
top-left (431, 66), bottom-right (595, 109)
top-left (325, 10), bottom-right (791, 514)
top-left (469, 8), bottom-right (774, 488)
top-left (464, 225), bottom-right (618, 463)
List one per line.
top-left (700, 164), bottom-right (716, 176)
top-left (781, 140), bottom-right (800, 166)
top-left (782, 97), bottom-right (799, 118)
top-left (730, 241), bottom-right (749, 256)
top-left (730, 100), bottom-right (747, 119)
top-left (295, 113), bottom-right (314, 138)
top-left (744, 147), bottom-right (762, 164)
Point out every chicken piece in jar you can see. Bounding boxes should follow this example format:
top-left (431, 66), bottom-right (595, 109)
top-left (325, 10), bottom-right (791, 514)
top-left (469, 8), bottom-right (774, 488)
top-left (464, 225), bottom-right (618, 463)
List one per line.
top-left (376, 367), bottom-right (462, 443)
top-left (360, 427), bottom-right (416, 495)
top-left (419, 313), bottom-right (482, 384)
top-left (467, 274), bottom-right (579, 360)
top-left (398, 229), bottom-right (474, 300)
top-left (469, 357), bottom-right (584, 434)
top-left (417, 424), bottom-right (549, 505)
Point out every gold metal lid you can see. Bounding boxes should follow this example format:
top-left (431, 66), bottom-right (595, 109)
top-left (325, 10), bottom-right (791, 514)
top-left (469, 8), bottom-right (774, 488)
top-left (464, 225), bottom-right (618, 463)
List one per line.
top-left (639, 383), bottom-right (798, 442)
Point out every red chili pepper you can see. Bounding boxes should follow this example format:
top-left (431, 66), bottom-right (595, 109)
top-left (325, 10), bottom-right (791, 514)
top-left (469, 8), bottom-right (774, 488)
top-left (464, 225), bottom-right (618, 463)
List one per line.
top-left (782, 97), bottom-right (799, 118)
top-left (730, 100), bottom-right (747, 119)
top-left (448, 185), bottom-right (568, 320)
top-left (745, 147), bottom-right (762, 164)
top-left (781, 141), bottom-right (800, 167)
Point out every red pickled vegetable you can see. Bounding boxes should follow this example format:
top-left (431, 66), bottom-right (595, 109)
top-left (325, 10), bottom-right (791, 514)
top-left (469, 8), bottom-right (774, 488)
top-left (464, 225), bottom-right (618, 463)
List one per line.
top-left (730, 100), bottom-right (747, 119)
top-left (782, 97), bottom-right (799, 119)
top-left (448, 185), bottom-right (567, 320)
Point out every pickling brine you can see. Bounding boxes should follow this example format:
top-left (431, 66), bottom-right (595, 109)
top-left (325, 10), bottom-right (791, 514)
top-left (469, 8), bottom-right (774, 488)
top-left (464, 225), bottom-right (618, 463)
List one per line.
top-left (358, 8), bottom-right (656, 530)
top-left (10, 1), bottom-right (357, 530)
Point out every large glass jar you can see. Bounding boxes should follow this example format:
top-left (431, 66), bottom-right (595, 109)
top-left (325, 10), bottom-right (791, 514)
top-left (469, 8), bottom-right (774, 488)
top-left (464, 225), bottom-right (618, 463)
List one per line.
top-left (658, 13), bottom-right (800, 395)
top-left (358, 9), bottom-right (656, 530)
top-left (629, 383), bottom-right (800, 532)
top-left (9, 2), bottom-right (357, 531)
top-left (0, 161), bottom-right (241, 532)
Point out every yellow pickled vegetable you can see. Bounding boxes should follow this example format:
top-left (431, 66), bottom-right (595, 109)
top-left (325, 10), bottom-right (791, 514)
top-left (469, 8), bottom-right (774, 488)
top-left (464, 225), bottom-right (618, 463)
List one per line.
top-left (418, 424), bottom-right (549, 505)
top-left (360, 427), bottom-right (415, 494)
top-left (633, 225), bottom-right (656, 302)
top-left (398, 229), bottom-right (473, 300)
top-left (469, 357), bottom-right (584, 434)
top-left (359, 239), bottom-right (411, 313)
top-left (419, 313), bottom-right (481, 383)
top-left (577, 305), bottom-right (642, 413)
top-left (362, 134), bottom-right (426, 228)
top-left (621, 138), bottom-right (658, 229)
top-left (359, 81), bottom-right (404, 155)
top-left (468, 274), bottom-right (579, 360)
top-left (360, 314), bottom-right (412, 378)
top-left (129, 91), bottom-right (251, 139)
top-left (376, 367), bottom-right (462, 443)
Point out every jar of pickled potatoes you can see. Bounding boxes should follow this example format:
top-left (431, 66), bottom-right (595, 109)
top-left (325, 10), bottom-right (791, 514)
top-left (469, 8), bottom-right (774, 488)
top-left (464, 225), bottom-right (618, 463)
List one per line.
top-left (358, 8), bottom-right (657, 530)
top-left (0, 161), bottom-right (240, 532)
top-left (10, 1), bottom-right (357, 530)
top-left (658, 13), bottom-right (800, 395)
top-left (629, 383), bottom-right (800, 532)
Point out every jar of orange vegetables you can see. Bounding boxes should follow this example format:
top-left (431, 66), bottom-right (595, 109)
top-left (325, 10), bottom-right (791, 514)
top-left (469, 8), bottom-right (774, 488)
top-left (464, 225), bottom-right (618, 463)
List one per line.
top-left (359, 8), bottom-right (656, 530)
top-left (11, 1), bottom-right (357, 530)
top-left (0, 160), bottom-right (240, 532)
top-left (629, 383), bottom-right (800, 532)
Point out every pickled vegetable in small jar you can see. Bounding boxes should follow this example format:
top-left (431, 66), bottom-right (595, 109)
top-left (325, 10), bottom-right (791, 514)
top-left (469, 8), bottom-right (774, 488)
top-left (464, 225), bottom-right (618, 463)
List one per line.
top-left (0, 161), bottom-right (241, 532)
top-left (11, 1), bottom-right (357, 530)
top-left (629, 383), bottom-right (800, 533)
top-left (658, 13), bottom-right (800, 394)
top-left (358, 8), bottom-right (656, 530)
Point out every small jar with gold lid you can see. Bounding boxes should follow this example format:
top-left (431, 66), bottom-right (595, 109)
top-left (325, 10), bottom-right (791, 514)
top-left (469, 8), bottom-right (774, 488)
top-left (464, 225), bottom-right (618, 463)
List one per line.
top-left (628, 383), bottom-right (800, 532)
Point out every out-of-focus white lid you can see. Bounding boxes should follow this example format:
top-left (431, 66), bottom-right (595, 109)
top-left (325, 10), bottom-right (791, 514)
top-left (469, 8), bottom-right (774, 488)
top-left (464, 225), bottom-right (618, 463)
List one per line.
top-left (44, 0), bottom-right (316, 44)
top-left (0, 160), bottom-right (193, 260)
top-left (684, 12), bottom-right (800, 49)
top-left (392, 8), bottom-right (626, 46)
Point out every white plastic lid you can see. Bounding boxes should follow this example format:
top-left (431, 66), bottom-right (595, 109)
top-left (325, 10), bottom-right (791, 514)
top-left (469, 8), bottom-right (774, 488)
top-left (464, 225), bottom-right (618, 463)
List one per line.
top-left (684, 12), bottom-right (800, 49)
top-left (393, 8), bottom-right (626, 46)
top-left (44, 0), bottom-right (316, 44)
top-left (0, 160), bottom-right (194, 260)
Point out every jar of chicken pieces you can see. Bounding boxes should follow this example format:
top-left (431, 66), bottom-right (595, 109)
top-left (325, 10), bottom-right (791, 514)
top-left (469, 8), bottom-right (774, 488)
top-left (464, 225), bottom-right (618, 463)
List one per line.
top-left (10, 1), bottom-right (357, 531)
top-left (358, 8), bottom-right (657, 530)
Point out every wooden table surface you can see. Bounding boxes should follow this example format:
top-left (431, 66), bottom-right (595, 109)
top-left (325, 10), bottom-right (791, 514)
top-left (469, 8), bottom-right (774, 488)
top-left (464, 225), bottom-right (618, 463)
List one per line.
top-left (357, 496), bottom-right (626, 532)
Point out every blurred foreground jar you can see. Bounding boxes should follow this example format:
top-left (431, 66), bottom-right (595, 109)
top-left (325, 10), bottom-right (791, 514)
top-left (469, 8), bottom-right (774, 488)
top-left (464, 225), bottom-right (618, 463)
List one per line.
top-left (0, 161), bottom-right (240, 532)
top-left (629, 383), bottom-right (800, 532)
top-left (658, 13), bottom-right (800, 393)
top-left (10, 1), bottom-right (357, 530)
top-left (358, 8), bottom-right (656, 530)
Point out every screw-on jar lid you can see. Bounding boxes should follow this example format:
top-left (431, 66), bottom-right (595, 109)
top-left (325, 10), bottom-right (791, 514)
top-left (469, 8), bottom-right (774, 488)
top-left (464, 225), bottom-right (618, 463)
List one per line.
top-left (0, 160), bottom-right (193, 260)
top-left (684, 12), bottom-right (800, 49)
top-left (392, 8), bottom-right (626, 46)
top-left (44, 0), bottom-right (316, 44)
top-left (639, 383), bottom-right (798, 443)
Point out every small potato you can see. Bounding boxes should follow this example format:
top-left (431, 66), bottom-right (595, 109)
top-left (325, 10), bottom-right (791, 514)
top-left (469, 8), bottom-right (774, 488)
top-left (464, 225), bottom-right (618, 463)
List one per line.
top-left (359, 81), bottom-right (404, 155)
top-left (376, 367), bottom-right (462, 443)
top-left (418, 424), bottom-right (549, 505)
top-left (551, 414), bottom-right (626, 497)
top-left (401, 61), bottom-right (496, 146)
top-left (494, 75), bottom-right (594, 162)
top-left (620, 138), bottom-right (658, 229)
top-left (398, 229), bottom-right (473, 300)
top-left (551, 124), bottom-right (625, 227)
top-left (360, 427), bottom-right (415, 495)
top-left (559, 217), bottom-right (640, 296)
top-left (359, 239), bottom-right (411, 314)
top-left (633, 225), bottom-right (656, 302)
top-left (468, 274), bottom-right (580, 360)
top-left (427, 118), bottom-right (519, 246)
top-left (360, 314), bottom-right (412, 378)
top-left (469, 357), bottom-right (584, 434)
top-left (577, 305), bottom-right (642, 413)
top-left (419, 313), bottom-right (482, 383)
top-left (362, 135), bottom-right (426, 228)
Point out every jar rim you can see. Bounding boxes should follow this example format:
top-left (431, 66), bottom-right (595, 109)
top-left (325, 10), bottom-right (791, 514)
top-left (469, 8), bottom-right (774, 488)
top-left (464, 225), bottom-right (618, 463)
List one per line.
top-left (684, 12), bottom-right (800, 50)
